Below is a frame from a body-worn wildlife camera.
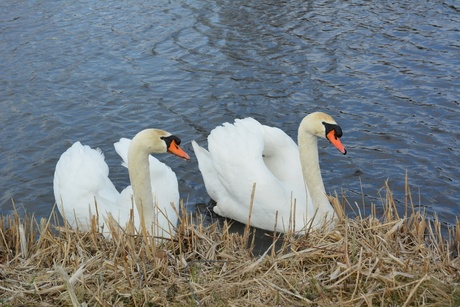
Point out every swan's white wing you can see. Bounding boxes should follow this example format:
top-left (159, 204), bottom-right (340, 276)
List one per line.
top-left (208, 118), bottom-right (286, 203)
top-left (260, 125), bottom-right (302, 184)
top-left (113, 138), bottom-right (131, 168)
top-left (195, 118), bottom-right (303, 231)
top-left (191, 140), bottom-right (227, 203)
top-left (147, 156), bottom-right (180, 234)
top-left (260, 124), bottom-right (312, 208)
top-left (114, 138), bottom-right (179, 234)
top-left (53, 142), bottom-right (119, 230)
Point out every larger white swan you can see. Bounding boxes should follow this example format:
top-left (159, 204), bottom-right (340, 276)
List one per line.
top-left (192, 112), bottom-right (347, 233)
top-left (54, 129), bottom-right (190, 238)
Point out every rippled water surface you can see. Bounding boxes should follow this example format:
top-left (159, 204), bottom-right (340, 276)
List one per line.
top-left (1, 0), bottom-right (459, 227)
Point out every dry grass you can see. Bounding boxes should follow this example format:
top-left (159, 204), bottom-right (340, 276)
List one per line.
top-left (1, 181), bottom-right (460, 306)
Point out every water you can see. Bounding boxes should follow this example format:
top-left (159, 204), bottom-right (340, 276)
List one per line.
top-left (1, 0), bottom-right (459, 229)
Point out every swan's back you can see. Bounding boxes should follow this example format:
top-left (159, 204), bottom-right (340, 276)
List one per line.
top-left (261, 124), bottom-right (304, 187)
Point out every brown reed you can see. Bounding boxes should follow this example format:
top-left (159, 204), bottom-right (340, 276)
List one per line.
top-left (1, 180), bottom-right (459, 306)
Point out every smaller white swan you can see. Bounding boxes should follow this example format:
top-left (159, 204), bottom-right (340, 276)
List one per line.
top-left (53, 129), bottom-right (190, 238)
top-left (192, 112), bottom-right (346, 233)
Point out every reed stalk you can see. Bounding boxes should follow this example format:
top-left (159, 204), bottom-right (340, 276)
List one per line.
top-left (1, 179), bottom-right (459, 306)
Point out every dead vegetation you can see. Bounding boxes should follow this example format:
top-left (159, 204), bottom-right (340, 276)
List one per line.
top-left (1, 180), bottom-right (460, 306)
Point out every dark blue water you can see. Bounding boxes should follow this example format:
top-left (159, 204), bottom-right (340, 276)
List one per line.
top-left (1, 0), bottom-right (459, 227)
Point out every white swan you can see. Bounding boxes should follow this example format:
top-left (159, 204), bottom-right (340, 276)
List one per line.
top-left (53, 129), bottom-right (190, 238)
top-left (192, 112), bottom-right (347, 233)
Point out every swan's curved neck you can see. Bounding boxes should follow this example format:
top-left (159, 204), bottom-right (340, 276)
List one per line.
top-left (127, 139), bottom-right (154, 229)
top-left (298, 126), bottom-right (331, 216)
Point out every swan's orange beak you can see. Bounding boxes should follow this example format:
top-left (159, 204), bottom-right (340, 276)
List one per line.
top-left (168, 139), bottom-right (190, 160)
top-left (326, 130), bottom-right (347, 155)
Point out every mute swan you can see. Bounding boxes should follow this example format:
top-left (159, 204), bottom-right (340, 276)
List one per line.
top-left (53, 129), bottom-right (190, 238)
top-left (192, 112), bottom-right (346, 233)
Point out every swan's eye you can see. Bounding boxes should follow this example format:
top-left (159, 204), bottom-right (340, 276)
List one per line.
top-left (334, 126), bottom-right (343, 138)
top-left (173, 136), bottom-right (182, 145)
top-left (161, 135), bottom-right (182, 147)
top-left (323, 122), bottom-right (343, 139)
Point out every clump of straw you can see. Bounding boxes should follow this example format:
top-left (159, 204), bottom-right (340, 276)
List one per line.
top-left (1, 180), bottom-right (459, 306)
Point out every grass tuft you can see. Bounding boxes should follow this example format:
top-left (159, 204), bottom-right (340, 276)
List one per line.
top-left (1, 180), bottom-right (459, 306)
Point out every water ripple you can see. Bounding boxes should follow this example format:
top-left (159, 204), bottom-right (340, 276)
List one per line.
top-left (0, 0), bottom-right (459, 225)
